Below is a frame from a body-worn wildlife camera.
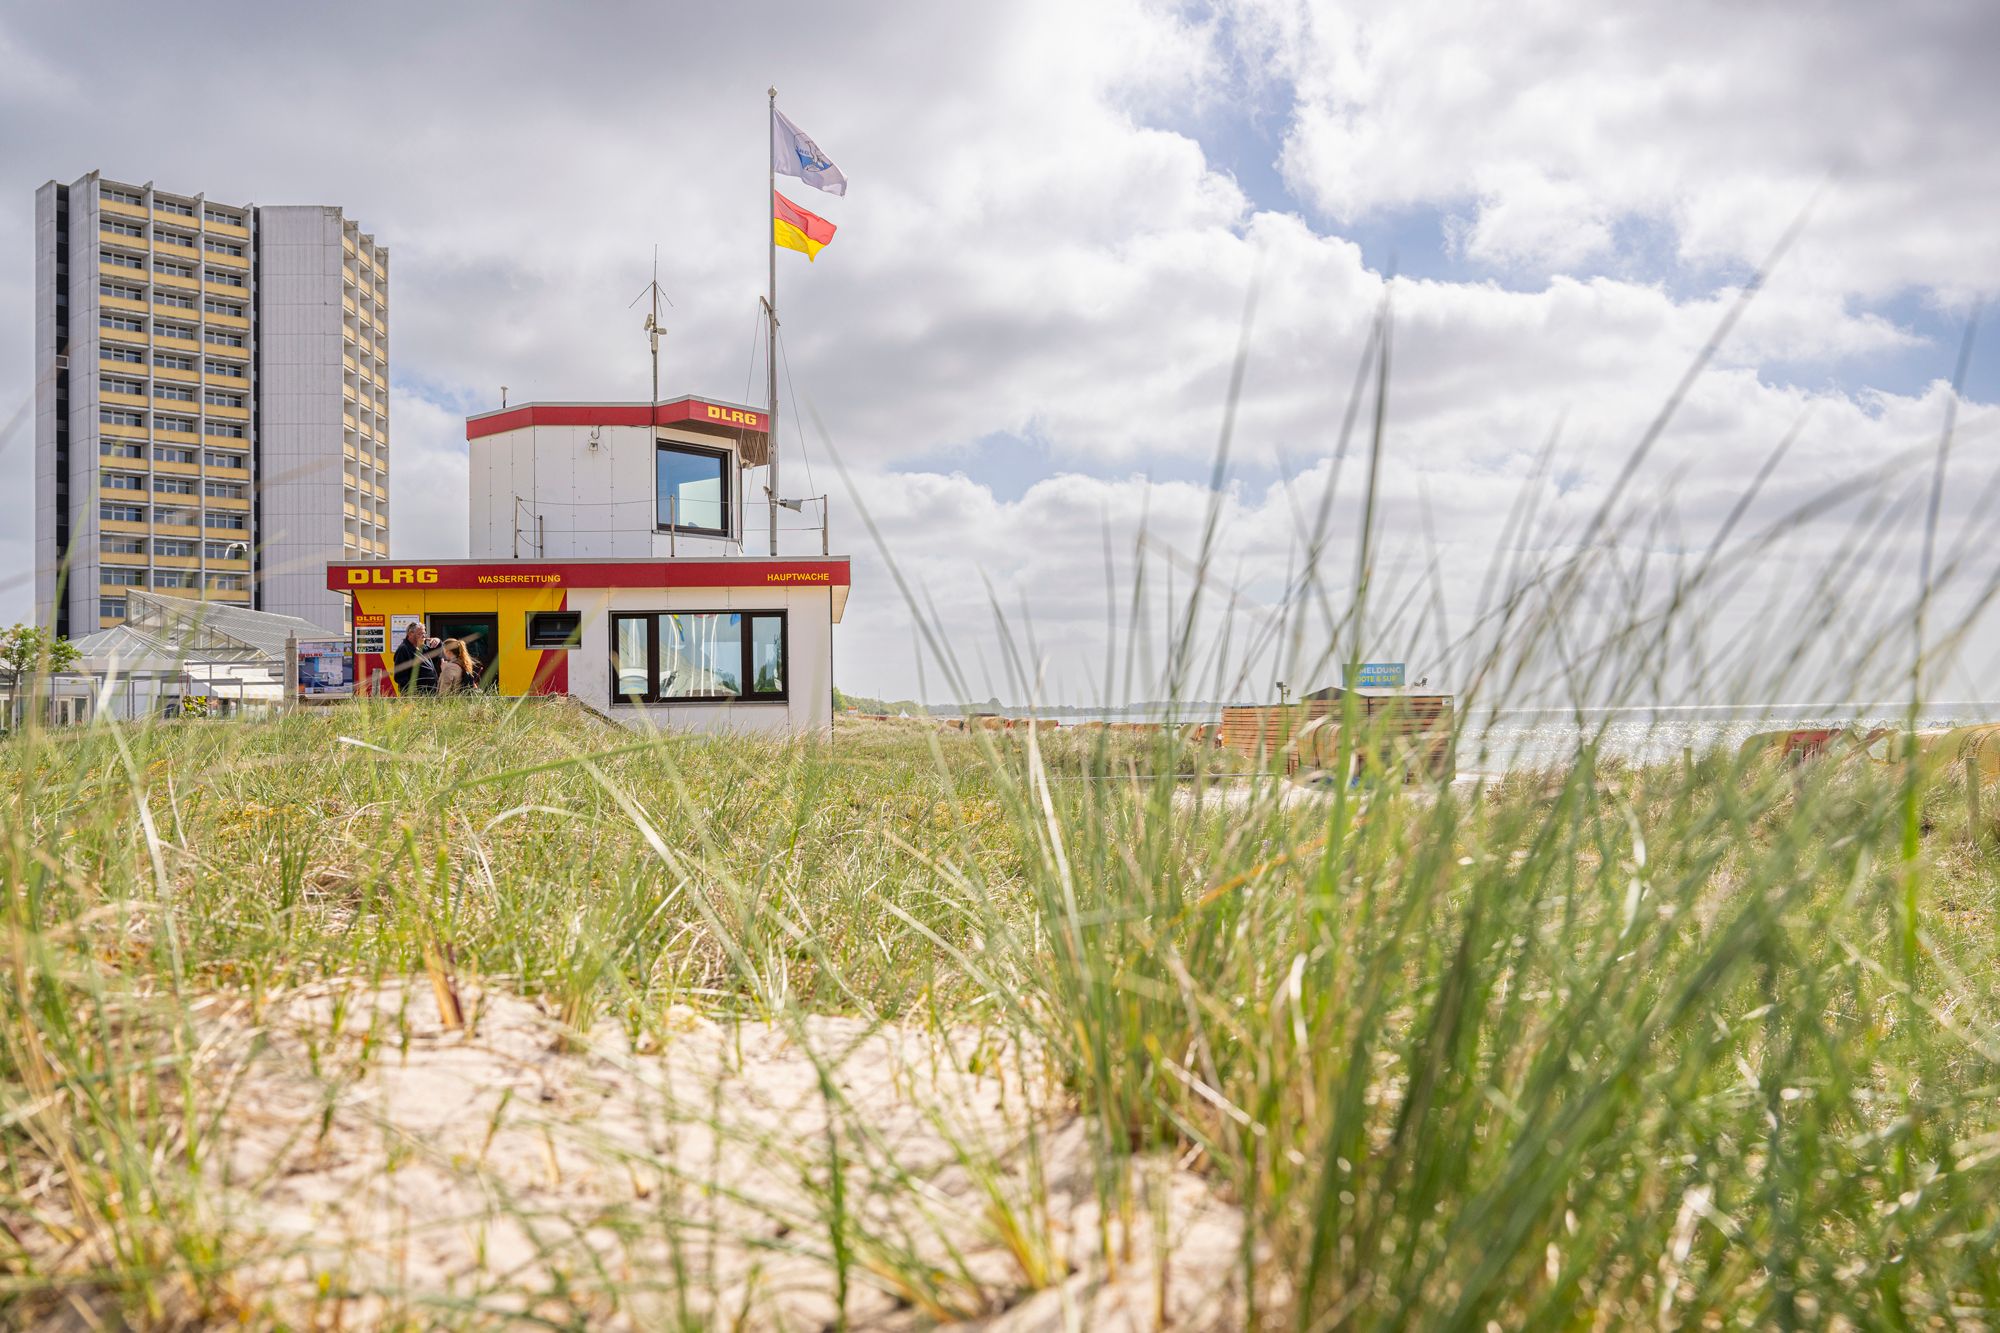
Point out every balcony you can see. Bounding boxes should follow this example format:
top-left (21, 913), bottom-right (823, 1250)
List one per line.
top-left (202, 587), bottom-right (252, 603)
top-left (100, 390), bottom-right (149, 409)
top-left (153, 458), bottom-right (201, 477)
top-left (153, 238), bottom-right (201, 263)
top-left (205, 465), bottom-right (250, 482)
top-left (202, 277), bottom-right (249, 299)
top-left (206, 310), bottom-right (250, 331)
top-left (154, 271), bottom-right (201, 292)
top-left (100, 197), bottom-right (148, 221)
top-left (154, 427), bottom-right (201, 446)
top-left (204, 402), bottom-right (250, 421)
top-left (206, 494), bottom-right (251, 511)
top-left (100, 518), bottom-right (148, 536)
top-left (150, 204), bottom-right (198, 225)
top-left (99, 419), bottom-right (147, 442)
top-left (153, 554), bottom-right (200, 570)
top-left (206, 556), bottom-right (250, 572)
top-left (152, 331), bottom-right (201, 354)
top-left (152, 521), bottom-right (201, 538)
top-left (98, 322), bottom-right (149, 348)
top-left (154, 364), bottom-right (200, 385)
top-left (202, 248), bottom-right (250, 271)
top-left (202, 217), bottom-right (250, 241)
top-left (100, 293), bottom-right (149, 315)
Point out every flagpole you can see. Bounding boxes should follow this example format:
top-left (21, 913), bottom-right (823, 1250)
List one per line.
top-left (766, 86), bottom-right (780, 557)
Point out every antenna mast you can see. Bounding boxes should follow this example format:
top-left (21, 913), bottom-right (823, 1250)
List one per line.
top-left (630, 247), bottom-right (673, 412)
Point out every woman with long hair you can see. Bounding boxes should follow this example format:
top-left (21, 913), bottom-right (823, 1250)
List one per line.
top-left (435, 638), bottom-right (481, 694)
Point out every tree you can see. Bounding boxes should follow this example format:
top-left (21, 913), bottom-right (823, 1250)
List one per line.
top-left (0, 623), bottom-right (83, 730)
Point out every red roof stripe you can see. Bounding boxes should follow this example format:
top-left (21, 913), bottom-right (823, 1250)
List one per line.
top-left (466, 399), bottom-right (769, 441)
top-left (326, 558), bottom-right (847, 592)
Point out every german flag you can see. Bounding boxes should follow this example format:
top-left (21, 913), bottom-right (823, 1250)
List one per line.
top-left (774, 190), bottom-right (836, 261)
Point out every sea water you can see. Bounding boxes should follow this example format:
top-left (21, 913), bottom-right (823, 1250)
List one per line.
top-left (1045, 701), bottom-right (2000, 775)
top-left (1459, 701), bottom-right (2000, 775)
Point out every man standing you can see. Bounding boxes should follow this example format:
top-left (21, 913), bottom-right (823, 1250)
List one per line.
top-left (393, 620), bottom-right (437, 697)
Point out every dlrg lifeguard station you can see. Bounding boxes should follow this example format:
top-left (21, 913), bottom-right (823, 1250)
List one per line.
top-left (332, 93), bottom-right (866, 735)
top-left (326, 395), bottom-right (850, 735)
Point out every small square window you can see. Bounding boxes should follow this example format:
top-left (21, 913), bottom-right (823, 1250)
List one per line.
top-left (527, 611), bottom-right (582, 649)
top-left (656, 441), bottom-right (730, 535)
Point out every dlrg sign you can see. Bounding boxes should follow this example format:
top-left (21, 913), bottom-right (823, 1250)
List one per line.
top-left (345, 567), bottom-right (439, 585)
top-left (704, 404), bottom-right (764, 429)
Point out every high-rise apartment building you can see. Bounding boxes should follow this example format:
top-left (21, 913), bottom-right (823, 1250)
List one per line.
top-left (34, 171), bottom-right (390, 635)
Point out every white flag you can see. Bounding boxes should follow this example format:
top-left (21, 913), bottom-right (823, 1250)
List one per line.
top-left (771, 108), bottom-right (848, 197)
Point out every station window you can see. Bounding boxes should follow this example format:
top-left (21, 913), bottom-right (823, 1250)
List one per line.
top-left (526, 611), bottom-right (582, 649)
top-left (609, 611), bottom-right (786, 704)
top-left (655, 441), bottom-right (729, 535)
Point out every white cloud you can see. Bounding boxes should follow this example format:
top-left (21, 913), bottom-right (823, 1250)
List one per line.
top-left (386, 393), bottom-right (471, 560)
top-left (1252, 0), bottom-right (2000, 298)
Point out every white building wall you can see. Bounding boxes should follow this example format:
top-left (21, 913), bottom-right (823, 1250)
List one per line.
top-left (563, 584), bottom-right (835, 736)
top-left (469, 422), bottom-right (743, 561)
top-left (255, 206), bottom-right (351, 629)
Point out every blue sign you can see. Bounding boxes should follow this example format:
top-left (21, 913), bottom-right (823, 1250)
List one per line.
top-left (1343, 662), bottom-right (1406, 690)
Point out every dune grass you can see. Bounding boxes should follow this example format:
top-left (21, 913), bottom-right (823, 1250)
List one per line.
top-left (8, 274), bottom-right (1999, 1325)
top-left (2, 690), bottom-right (1999, 1327)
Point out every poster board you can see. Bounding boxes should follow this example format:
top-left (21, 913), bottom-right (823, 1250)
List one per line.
top-left (296, 639), bottom-right (354, 697)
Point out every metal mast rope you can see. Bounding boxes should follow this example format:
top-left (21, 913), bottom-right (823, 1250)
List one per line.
top-left (766, 86), bottom-right (781, 557)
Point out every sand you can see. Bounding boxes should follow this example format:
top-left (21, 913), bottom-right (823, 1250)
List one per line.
top-left (187, 980), bottom-right (1245, 1329)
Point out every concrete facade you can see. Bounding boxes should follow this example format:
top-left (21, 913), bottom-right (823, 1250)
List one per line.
top-left (256, 205), bottom-right (389, 629)
top-left (31, 172), bottom-right (386, 639)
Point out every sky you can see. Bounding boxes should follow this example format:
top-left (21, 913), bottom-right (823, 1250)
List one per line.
top-left (2, 1), bottom-right (1996, 708)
